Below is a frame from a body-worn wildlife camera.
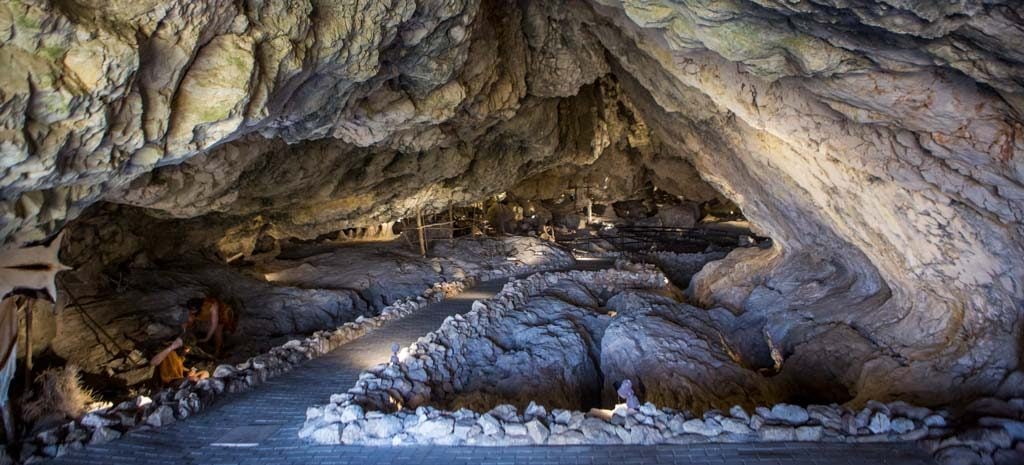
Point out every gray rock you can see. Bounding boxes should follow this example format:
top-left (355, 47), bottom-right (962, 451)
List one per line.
top-left (363, 416), bottom-right (403, 438)
top-left (213, 364), bottom-right (237, 378)
top-left (80, 413), bottom-right (119, 428)
top-left (478, 414), bottom-right (503, 436)
top-left (868, 412), bottom-right (891, 434)
top-left (524, 401), bottom-right (547, 420)
top-left (769, 404), bottom-right (809, 425)
top-left (681, 419), bottom-right (722, 437)
top-left (759, 425), bottom-right (797, 441)
top-left (504, 423), bottom-right (528, 437)
top-left (720, 417), bottom-right (753, 435)
top-left (145, 406), bottom-right (175, 428)
top-left (979, 417), bottom-right (1024, 440)
top-left (489, 405), bottom-right (519, 422)
top-left (795, 425), bottom-right (823, 441)
top-left (89, 427), bottom-right (122, 445)
top-left (340, 404), bottom-right (364, 423)
top-left (749, 414), bottom-right (766, 431)
top-left (525, 420), bottom-right (549, 444)
top-left (313, 424), bottom-right (342, 445)
top-left (933, 446), bottom-right (984, 465)
top-left (729, 405), bottom-right (750, 422)
top-left (807, 405), bottom-right (843, 430)
top-left (413, 418), bottom-right (454, 439)
top-left (890, 417), bottom-right (915, 434)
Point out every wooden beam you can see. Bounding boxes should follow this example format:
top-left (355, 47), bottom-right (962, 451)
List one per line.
top-left (22, 298), bottom-right (32, 397)
top-left (448, 201), bottom-right (455, 245)
top-left (416, 206), bottom-right (427, 257)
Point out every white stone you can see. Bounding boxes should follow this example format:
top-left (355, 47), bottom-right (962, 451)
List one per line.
top-left (868, 412), bottom-right (891, 434)
top-left (313, 424), bottom-right (342, 445)
top-left (682, 419), bottom-right (722, 437)
top-left (770, 404), bottom-right (809, 425)
top-left (890, 418), bottom-right (915, 434)
top-left (478, 414), bottom-right (502, 436)
top-left (340, 404), bottom-right (364, 423)
top-left (525, 420), bottom-right (549, 444)
top-left (795, 425), bottom-right (823, 441)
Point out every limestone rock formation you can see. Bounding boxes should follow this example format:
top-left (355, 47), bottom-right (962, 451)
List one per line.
top-left (0, 0), bottom-right (1022, 410)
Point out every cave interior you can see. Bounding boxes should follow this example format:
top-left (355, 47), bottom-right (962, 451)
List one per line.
top-left (0, 0), bottom-right (1023, 463)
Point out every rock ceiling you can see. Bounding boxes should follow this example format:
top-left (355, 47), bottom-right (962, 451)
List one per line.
top-left (1, 0), bottom-right (1022, 405)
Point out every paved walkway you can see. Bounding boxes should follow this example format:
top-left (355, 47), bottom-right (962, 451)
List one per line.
top-left (50, 261), bottom-right (935, 465)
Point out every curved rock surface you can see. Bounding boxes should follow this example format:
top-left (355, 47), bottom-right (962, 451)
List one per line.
top-left (1, 0), bottom-right (1022, 407)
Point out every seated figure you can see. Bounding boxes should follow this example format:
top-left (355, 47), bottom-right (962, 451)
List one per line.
top-left (149, 337), bottom-right (209, 385)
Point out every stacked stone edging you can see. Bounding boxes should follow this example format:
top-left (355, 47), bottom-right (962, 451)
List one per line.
top-left (18, 248), bottom-right (574, 463)
top-left (302, 268), bottom-right (1024, 465)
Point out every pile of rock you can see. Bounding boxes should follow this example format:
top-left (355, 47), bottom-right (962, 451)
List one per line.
top-left (19, 248), bottom-right (573, 462)
top-left (304, 394), bottom-right (1024, 464)
top-left (333, 268), bottom-right (667, 413)
top-left (302, 268), bottom-right (1024, 465)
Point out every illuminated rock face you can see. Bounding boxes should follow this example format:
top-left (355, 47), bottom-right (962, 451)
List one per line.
top-left (1, 0), bottom-right (1022, 405)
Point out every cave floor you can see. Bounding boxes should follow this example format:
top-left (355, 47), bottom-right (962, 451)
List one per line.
top-left (47, 260), bottom-right (935, 465)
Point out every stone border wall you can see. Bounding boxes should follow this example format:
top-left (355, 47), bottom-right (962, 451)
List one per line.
top-left (18, 248), bottom-right (574, 463)
top-left (302, 268), bottom-right (1024, 465)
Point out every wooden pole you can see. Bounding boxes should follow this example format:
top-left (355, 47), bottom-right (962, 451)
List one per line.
top-left (416, 206), bottom-right (427, 257)
top-left (23, 298), bottom-right (33, 397)
top-left (448, 201), bottom-right (455, 245)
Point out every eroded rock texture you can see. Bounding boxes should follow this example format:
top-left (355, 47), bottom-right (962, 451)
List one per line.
top-left (1, 0), bottom-right (1022, 406)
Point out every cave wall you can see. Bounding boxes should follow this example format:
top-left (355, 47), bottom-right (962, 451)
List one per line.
top-left (1, 0), bottom-right (1022, 406)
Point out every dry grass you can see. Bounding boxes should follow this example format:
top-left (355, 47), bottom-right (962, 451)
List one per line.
top-left (22, 365), bottom-right (97, 423)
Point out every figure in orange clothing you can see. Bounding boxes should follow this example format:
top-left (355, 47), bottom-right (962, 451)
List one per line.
top-left (149, 337), bottom-right (209, 385)
top-left (186, 297), bottom-right (237, 358)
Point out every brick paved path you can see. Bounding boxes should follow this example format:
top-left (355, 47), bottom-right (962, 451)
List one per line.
top-left (50, 261), bottom-right (935, 465)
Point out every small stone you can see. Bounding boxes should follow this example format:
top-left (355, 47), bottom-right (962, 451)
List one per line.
top-left (759, 425), bottom-right (796, 441)
top-left (80, 412), bottom-right (118, 428)
top-left (749, 414), bottom-right (766, 430)
top-left (363, 416), bottom-right (403, 438)
top-left (770, 404), bottom-right (809, 425)
top-left (413, 417), bottom-right (454, 438)
top-left (639, 403), bottom-right (660, 416)
top-left (340, 404), bottom-right (364, 423)
top-left (488, 404), bottom-right (519, 422)
top-left (891, 417), bottom-right (915, 434)
top-left (729, 405), bottom-right (750, 422)
top-left (682, 419), bottom-right (722, 437)
top-left (213, 364), bottom-right (236, 378)
top-left (89, 427), bottom-right (121, 444)
top-left (313, 424), bottom-right (342, 445)
top-left (979, 417), bottom-right (1024, 440)
top-left (478, 414), bottom-right (502, 436)
top-left (720, 417), bottom-right (753, 435)
top-left (924, 414), bottom-right (947, 427)
top-left (795, 425), bottom-right (823, 441)
top-left (524, 401), bottom-right (547, 420)
top-left (504, 423), bottom-right (528, 437)
top-left (933, 446), bottom-right (982, 465)
top-left (807, 405), bottom-right (843, 430)
top-left (145, 405), bottom-right (175, 427)
top-left (525, 420), bottom-right (549, 444)
top-left (868, 412), bottom-right (891, 434)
